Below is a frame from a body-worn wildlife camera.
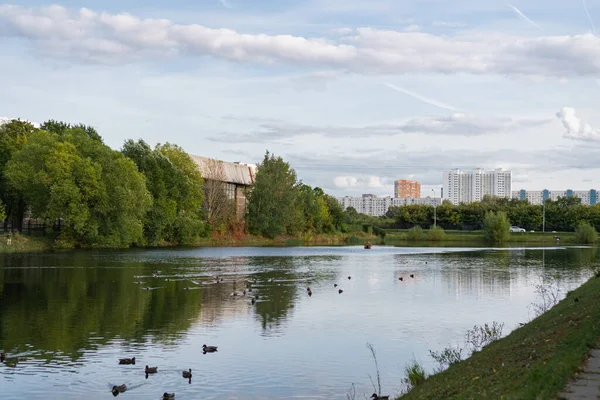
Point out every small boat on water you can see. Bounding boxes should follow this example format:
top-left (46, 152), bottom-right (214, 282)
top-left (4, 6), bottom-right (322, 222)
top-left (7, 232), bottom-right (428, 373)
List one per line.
top-left (364, 242), bottom-right (372, 249)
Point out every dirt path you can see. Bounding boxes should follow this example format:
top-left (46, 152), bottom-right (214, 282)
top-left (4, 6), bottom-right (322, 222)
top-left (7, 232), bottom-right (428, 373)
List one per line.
top-left (557, 348), bottom-right (600, 399)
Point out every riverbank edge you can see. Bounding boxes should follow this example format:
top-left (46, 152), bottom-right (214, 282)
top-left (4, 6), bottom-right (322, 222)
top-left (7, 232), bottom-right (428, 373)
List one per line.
top-left (397, 272), bottom-right (600, 400)
top-left (0, 231), bottom-right (380, 254)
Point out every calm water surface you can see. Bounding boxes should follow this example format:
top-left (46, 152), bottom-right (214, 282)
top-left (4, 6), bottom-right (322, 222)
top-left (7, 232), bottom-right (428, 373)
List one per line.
top-left (0, 245), bottom-right (598, 399)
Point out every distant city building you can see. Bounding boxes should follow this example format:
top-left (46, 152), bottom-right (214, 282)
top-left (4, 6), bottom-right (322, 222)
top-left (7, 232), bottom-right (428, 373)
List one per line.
top-left (362, 194), bottom-right (377, 199)
top-left (512, 189), bottom-right (598, 205)
top-left (394, 180), bottom-right (421, 199)
top-left (338, 196), bottom-right (442, 217)
top-left (443, 168), bottom-right (512, 205)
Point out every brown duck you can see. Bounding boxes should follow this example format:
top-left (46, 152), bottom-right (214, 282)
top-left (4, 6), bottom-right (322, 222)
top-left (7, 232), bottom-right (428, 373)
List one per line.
top-left (118, 357), bottom-right (135, 365)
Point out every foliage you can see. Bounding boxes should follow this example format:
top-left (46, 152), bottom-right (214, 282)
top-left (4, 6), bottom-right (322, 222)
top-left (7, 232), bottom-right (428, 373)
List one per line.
top-left (0, 119), bottom-right (38, 230)
top-left (403, 358), bottom-right (427, 388)
top-left (400, 276), bottom-right (600, 400)
top-left (247, 152), bottom-right (302, 238)
top-left (247, 152), bottom-right (345, 239)
top-left (366, 343), bottom-right (382, 397)
top-left (387, 196), bottom-right (600, 235)
top-left (6, 128), bottom-right (151, 247)
top-left (530, 277), bottom-right (562, 317)
top-left (407, 226), bottom-right (425, 241)
top-left (574, 221), bottom-right (598, 244)
top-left (483, 211), bottom-right (510, 243)
top-left (464, 322), bottom-right (504, 352)
top-left (122, 140), bottom-right (207, 245)
top-left (428, 226), bottom-right (446, 241)
top-left (429, 346), bottom-right (464, 372)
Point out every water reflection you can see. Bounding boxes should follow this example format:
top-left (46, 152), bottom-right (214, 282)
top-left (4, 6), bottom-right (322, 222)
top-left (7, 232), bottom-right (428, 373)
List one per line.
top-left (0, 246), bottom-right (598, 399)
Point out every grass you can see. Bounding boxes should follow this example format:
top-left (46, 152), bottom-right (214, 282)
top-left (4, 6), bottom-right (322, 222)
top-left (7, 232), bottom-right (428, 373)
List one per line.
top-left (0, 233), bottom-right (53, 253)
top-left (384, 229), bottom-right (579, 244)
top-left (397, 273), bottom-right (600, 400)
top-left (404, 359), bottom-right (427, 387)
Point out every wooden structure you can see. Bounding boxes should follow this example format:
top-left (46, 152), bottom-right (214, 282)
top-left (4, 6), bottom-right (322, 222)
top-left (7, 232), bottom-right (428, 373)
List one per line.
top-left (190, 155), bottom-right (256, 220)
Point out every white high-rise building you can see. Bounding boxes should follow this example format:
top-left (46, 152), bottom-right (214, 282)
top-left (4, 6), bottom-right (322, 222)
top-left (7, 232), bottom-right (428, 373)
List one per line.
top-left (443, 169), bottom-right (512, 205)
top-left (337, 196), bottom-right (442, 217)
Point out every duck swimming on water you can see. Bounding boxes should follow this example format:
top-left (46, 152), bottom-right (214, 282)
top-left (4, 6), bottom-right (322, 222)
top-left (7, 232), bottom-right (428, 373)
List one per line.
top-left (118, 357), bottom-right (135, 365)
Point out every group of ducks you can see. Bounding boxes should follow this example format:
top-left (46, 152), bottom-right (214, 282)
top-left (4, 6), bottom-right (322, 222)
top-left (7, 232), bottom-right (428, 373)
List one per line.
top-left (398, 274), bottom-right (415, 281)
top-left (112, 345), bottom-right (217, 398)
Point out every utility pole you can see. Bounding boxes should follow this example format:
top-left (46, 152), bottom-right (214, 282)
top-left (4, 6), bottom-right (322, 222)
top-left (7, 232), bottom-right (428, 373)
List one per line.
top-left (431, 188), bottom-right (437, 228)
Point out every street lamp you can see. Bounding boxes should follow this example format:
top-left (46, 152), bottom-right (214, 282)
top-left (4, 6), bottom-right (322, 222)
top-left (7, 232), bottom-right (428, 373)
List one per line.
top-left (431, 188), bottom-right (437, 228)
top-left (542, 200), bottom-right (546, 234)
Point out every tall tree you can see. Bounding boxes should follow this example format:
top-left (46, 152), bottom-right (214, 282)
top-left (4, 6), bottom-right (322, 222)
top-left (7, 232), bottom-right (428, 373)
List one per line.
top-left (247, 152), bottom-right (300, 238)
top-left (0, 119), bottom-right (38, 230)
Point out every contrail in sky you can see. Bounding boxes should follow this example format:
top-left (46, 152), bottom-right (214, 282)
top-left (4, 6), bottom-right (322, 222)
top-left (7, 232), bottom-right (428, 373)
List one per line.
top-left (508, 4), bottom-right (544, 32)
top-left (583, 0), bottom-right (597, 35)
top-left (219, 0), bottom-right (232, 8)
top-left (384, 83), bottom-right (459, 112)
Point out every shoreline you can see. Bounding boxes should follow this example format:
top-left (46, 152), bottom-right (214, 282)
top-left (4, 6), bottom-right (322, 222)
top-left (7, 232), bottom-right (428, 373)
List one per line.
top-left (397, 271), bottom-right (600, 399)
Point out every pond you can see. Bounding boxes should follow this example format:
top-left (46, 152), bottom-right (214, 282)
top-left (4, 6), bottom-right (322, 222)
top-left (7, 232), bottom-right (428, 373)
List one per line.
top-left (0, 245), bottom-right (598, 399)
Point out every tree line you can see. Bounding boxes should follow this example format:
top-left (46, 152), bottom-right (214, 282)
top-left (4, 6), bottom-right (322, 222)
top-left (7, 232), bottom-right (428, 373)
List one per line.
top-left (0, 119), bottom-right (368, 247)
top-left (384, 195), bottom-right (600, 232)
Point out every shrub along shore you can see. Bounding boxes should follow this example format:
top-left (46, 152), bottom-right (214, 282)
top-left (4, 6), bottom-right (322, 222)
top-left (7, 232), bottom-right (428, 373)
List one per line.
top-left (397, 272), bottom-right (600, 400)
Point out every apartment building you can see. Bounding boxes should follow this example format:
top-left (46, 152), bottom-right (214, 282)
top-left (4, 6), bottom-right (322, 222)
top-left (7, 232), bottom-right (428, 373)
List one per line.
top-left (443, 169), bottom-right (512, 205)
top-left (512, 189), bottom-right (598, 205)
top-left (338, 196), bottom-right (442, 217)
top-left (394, 180), bottom-right (421, 198)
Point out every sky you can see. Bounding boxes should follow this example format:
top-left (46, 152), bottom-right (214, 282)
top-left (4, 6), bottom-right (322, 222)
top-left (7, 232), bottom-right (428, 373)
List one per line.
top-left (1, 0), bottom-right (600, 198)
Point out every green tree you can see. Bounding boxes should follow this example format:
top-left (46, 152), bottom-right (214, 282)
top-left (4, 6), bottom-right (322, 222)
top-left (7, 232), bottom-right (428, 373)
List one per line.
top-left (122, 140), bottom-right (206, 244)
top-left (575, 221), bottom-right (598, 244)
top-left (247, 152), bottom-right (300, 238)
top-left (483, 211), bottom-right (510, 243)
top-left (0, 119), bottom-right (38, 230)
top-left (6, 129), bottom-right (151, 247)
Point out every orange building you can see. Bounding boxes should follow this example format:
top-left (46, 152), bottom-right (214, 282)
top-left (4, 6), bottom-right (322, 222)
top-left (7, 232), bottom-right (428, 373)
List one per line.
top-left (394, 180), bottom-right (421, 198)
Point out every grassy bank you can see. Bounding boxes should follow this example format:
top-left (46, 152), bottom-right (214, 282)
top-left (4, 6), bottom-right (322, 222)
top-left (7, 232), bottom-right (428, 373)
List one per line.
top-left (0, 233), bottom-right (53, 253)
top-left (384, 229), bottom-right (578, 245)
top-left (191, 231), bottom-right (379, 247)
top-left (0, 231), bottom-right (379, 254)
top-left (398, 272), bottom-right (600, 400)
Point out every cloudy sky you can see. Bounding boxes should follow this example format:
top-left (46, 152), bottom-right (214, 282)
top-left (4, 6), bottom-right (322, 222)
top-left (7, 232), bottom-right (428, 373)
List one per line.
top-left (2, 0), bottom-right (600, 198)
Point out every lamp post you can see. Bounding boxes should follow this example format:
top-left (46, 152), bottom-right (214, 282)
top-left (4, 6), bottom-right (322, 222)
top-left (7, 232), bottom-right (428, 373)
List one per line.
top-left (431, 189), bottom-right (437, 228)
top-left (542, 200), bottom-right (546, 234)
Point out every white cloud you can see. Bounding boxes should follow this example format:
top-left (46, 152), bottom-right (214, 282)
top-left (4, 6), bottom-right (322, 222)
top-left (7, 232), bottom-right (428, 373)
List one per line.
top-left (208, 113), bottom-right (551, 142)
top-left (2, 5), bottom-right (600, 77)
top-left (555, 107), bottom-right (600, 141)
top-left (333, 176), bottom-right (358, 188)
top-left (333, 175), bottom-right (387, 190)
top-left (403, 24), bottom-right (421, 32)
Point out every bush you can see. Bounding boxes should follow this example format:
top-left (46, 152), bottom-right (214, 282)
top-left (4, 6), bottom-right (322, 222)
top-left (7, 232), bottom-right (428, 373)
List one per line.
top-left (428, 226), bottom-right (446, 241)
top-left (404, 358), bottom-right (427, 387)
top-left (483, 211), bottom-right (510, 243)
top-left (407, 226), bottom-right (425, 241)
top-left (575, 221), bottom-right (598, 244)
top-left (429, 346), bottom-right (464, 372)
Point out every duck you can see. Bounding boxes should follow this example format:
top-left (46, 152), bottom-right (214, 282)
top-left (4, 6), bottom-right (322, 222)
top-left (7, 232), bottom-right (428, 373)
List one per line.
top-left (370, 394), bottom-right (389, 400)
top-left (399, 277), bottom-right (403, 281)
top-left (118, 357), bottom-right (135, 365)
top-left (338, 289), bottom-right (344, 294)
top-left (254, 294), bottom-right (259, 299)
top-left (0, 352), bottom-right (5, 362)
top-left (348, 276), bottom-right (351, 280)
top-left (307, 289), bottom-right (312, 297)
top-left (145, 365), bottom-right (158, 374)
top-left (334, 284), bottom-right (338, 288)
top-left (163, 393), bottom-right (175, 400)
top-left (251, 298), bottom-right (256, 305)
top-left (202, 344), bottom-right (218, 353)
top-left (111, 385), bottom-right (127, 395)
top-left (410, 274), bottom-right (414, 278)
top-left (182, 368), bottom-right (192, 379)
